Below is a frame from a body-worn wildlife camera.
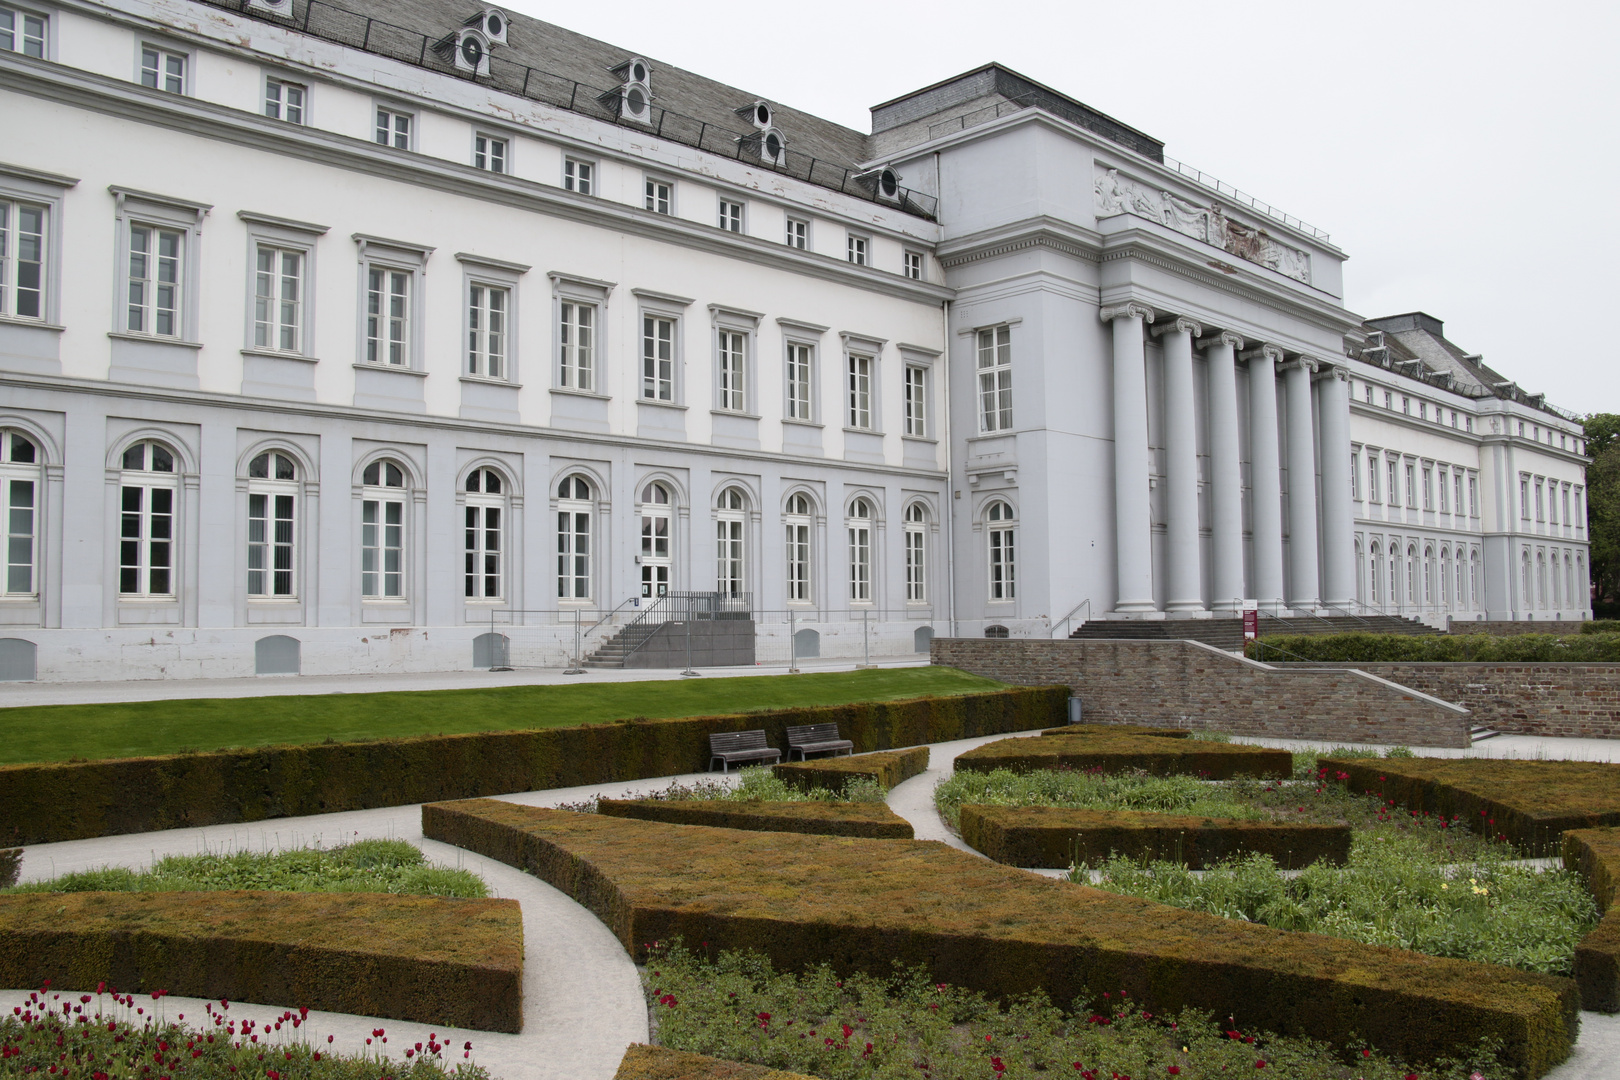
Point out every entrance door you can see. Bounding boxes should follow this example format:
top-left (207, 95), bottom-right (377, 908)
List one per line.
top-left (640, 481), bottom-right (672, 598)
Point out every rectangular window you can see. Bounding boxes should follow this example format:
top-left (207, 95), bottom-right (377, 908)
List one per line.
top-left (365, 267), bottom-right (410, 365)
top-left (1402, 395), bottom-right (1410, 414)
top-left (1575, 489), bottom-right (1583, 528)
top-left (977, 325), bottom-right (1013, 433)
top-left (264, 78), bottom-right (305, 123)
top-left (1521, 477), bottom-right (1531, 519)
top-left (989, 524), bottom-right (1015, 600)
top-left (1549, 485), bottom-right (1559, 526)
top-left (1384, 390), bottom-right (1392, 409)
top-left (1563, 486), bottom-right (1571, 529)
top-left (904, 365), bottom-right (927, 437)
top-left (119, 484), bottom-right (174, 597)
top-left (718, 199), bottom-right (744, 233)
top-left (253, 245), bottom-right (302, 353)
top-left (140, 46), bottom-right (186, 94)
top-left (473, 133), bottom-right (507, 173)
top-left (1451, 410), bottom-right (1458, 428)
top-left (1455, 473), bottom-right (1464, 519)
top-left (361, 498), bottom-right (404, 598)
top-left (1350, 452), bottom-right (1360, 499)
top-left (1438, 469), bottom-right (1448, 513)
top-left (785, 218), bottom-right (807, 250)
top-left (846, 353), bottom-right (872, 429)
top-left (559, 301), bottom-right (595, 390)
top-left (1470, 475), bottom-right (1478, 518)
top-left (1, 7), bottom-right (47, 57)
top-left (1387, 460), bottom-right (1398, 508)
top-left (1418, 402), bottom-right (1427, 421)
top-left (785, 520), bottom-right (810, 602)
top-left (126, 223), bottom-right (182, 337)
top-left (0, 199), bottom-right (45, 320)
top-left (3, 473), bottom-right (35, 595)
top-left (375, 107), bottom-right (411, 149)
top-left (1536, 480), bottom-right (1545, 522)
top-left (903, 251), bottom-right (923, 280)
top-left (247, 491), bottom-right (295, 597)
top-left (848, 521), bottom-right (871, 602)
top-left (1364, 383), bottom-right (1373, 404)
top-left (1465, 416), bottom-right (1474, 433)
top-left (1368, 453), bottom-right (1379, 503)
top-left (644, 178), bottom-right (671, 215)
top-left (717, 329), bottom-right (746, 412)
top-left (467, 284), bottom-right (507, 379)
top-left (785, 342), bottom-right (813, 421)
top-left (1422, 466), bottom-right (1433, 510)
top-left (846, 234), bottom-right (868, 266)
top-left (465, 503), bottom-right (501, 599)
top-left (642, 315), bottom-right (674, 400)
top-left (1405, 462), bottom-right (1416, 508)
top-left (564, 158), bottom-right (594, 195)
top-left (905, 526), bottom-right (926, 602)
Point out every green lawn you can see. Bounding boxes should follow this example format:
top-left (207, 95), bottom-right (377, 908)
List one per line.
top-left (0, 666), bottom-right (1007, 766)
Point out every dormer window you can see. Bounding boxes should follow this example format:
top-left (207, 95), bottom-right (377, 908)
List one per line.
top-left (605, 58), bottom-right (652, 123)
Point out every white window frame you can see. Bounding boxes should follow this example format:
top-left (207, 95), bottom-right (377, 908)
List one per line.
top-left (463, 466), bottom-right (507, 602)
top-left (374, 104), bottom-right (413, 150)
top-left (638, 481), bottom-right (673, 599)
top-left (632, 289), bottom-right (692, 404)
top-left (0, 165), bottom-right (71, 328)
top-left (903, 364), bottom-right (928, 438)
top-left (710, 305), bottom-right (760, 416)
top-left (846, 352), bottom-right (873, 430)
top-left (563, 158), bottom-right (595, 195)
top-left (0, 195), bottom-right (46, 322)
top-left (904, 502), bottom-right (927, 603)
top-left (118, 440), bottom-right (180, 600)
top-left (903, 250), bottom-right (923, 281)
top-left (1405, 461), bottom-right (1417, 508)
top-left (473, 132), bottom-right (508, 174)
top-left (365, 264), bottom-right (410, 366)
top-left (0, 429), bottom-right (40, 597)
top-left (976, 325), bottom-right (1013, 433)
top-left (785, 340), bottom-right (815, 422)
top-left (716, 486), bottom-right (748, 600)
top-left (355, 235), bottom-right (432, 370)
top-left (264, 75), bottom-right (306, 124)
top-left (784, 492), bottom-right (813, 603)
top-left (246, 449), bottom-right (299, 600)
top-left (112, 188), bottom-right (209, 344)
top-left (1367, 451), bottom-right (1380, 503)
top-left (138, 42), bottom-right (188, 95)
top-left (986, 499), bottom-right (1016, 602)
top-left (0, 5), bottom-right (48, 58)
top-left (847, 497), bottom-right (873, 603)
top-left (239, 211), bottom-right (325, 359)
top-left (786, 217), bottom-right (808, 250)
top-left (1350, 450), bottom-right (1360, 500)
top-left (555, 474), bottom-right (594, 602)
top-left (252, 244), bottom-right (306, 355)
top-left (846, 233), bottom-right (868, 266)
top-left (360, 459), bottom-right (408, 601)
top-left (718, 198), bottom-right (744, 233)
top-left (550, 271), bottom-right (613, 395)
top-left (466, 282), bottom-right (509, 380)
top-left (644, 176), bottom-right (673, 215)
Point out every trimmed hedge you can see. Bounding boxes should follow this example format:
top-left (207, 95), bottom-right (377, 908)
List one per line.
top-left (959, 805), bottom-right (1350, 870)
top-left (1251, 631), bottom-right (1620, 663)
top-left (425, 798), bottom-right (1579, 1078)
top-left (772, 747), bottom-right (929, 793)
top-left (0, 890), bottom-right (523, 1031)
top-left (614, 1045), bottom-right (818, 1080)
top-left (1326, 757), bottom-right (1620, 855)
top-left (954, 733), bottom-right (1291, 780)
top-left (1563, 828), bottom-right (1620, 1013)
top-left (0, 686), bottom-right (1064, 845)
top-left (598, 799), bottom-right (913, 839)
top-left (1038, 723), bottom-right (1191, 739)
top-left (0, 848), bottom-right (18, 888)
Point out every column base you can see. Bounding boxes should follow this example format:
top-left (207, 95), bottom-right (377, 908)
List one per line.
top-left (1101, 609), bottom-right (1167, 621)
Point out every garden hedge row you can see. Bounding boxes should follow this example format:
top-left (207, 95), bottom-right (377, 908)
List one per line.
top-left (0, 686), bottom-right (1065, 845)
top-left (1562, 828), bottom-right (1620, 1013)
top-left (954, 733), bottom-right (1291, 780)
top-left (958, 805), bottom-right (1350, 870)
top-left (1249, 631), bottom-right (1620, 663)
top-left (0, 890), bottom-right (523, 1031)
top-left (0, 847), bottom-right (18, 888)
top-left (424, 798), bottom-right (1579, 1078)
top-left (597, 799), bottom-right (913, 839)
top-left (1037, 723), bottom-right (1191, 739)
top-left (1325, 757), bottom-right (1620, 855)
top-left (772, 747), bottom-right (930, 793)
top-left (614, 1045), bottom-right (818, 1080)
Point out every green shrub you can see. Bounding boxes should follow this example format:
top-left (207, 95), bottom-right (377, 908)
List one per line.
top-left (3, 838), bottom-right (486, 898)
top-left (598, 799), bottom-right (913, 839)
top-left (0, 848), bottom-right (17, 889)
top-left (425, 798), bottom-right (1580, 1077)
top-left (773, 747), bottom-right (929, 794)
top-left (0, 686), bottom-right (1066, 846)
top-left (933, 767), bottom-right (1254, 832)
top-left (0, 890), bottom-right (523, 1032)
top-left (1580, 620), bottom-right (1620, 634)
top-left (1250, 631), bottom-right (1620, 663)
top-left (961, 805), bottom-right (1349, 869)
top-left (642, 940), bottom-right (1506, 1080)
top-left (953, 733), bottom-right (1291, 780)
top-left (1563, 827), bottom-right (1620, 1011)
top-left (615, 1044), bottom-right (819, 1080)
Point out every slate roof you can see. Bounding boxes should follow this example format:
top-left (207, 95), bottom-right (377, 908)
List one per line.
top-left (1361, 313), bottom-right (1575, 421)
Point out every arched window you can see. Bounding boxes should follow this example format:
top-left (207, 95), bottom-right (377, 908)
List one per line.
top-left (1536, 552), bottom-right (1547, 608)
top-left (1405, 544), bottom-right (1416, 609)
top-left (1470, 551), bottom-right (1479, 609)
top-left (1578, 554), bottom-right (1586, 607)
top-left (1550, 547), bottom-right (1561, 607)
top-left (986, 500), bottom-right (1016, 601)
top-left (465, 467), bottom-right (505, 600)
top-left (557, 474), bottom-right (593, 600)
top-left (1355, 540), bottom-right (1365, 607)
top-left (847, 498), bottom-right (873, 603)
top-left (904, 503), bottom-right (927, 604)
top-left (639, 481), bottom-right (672, 598)
top-left (1388, 544), bottom-right (1399, 606)
top-left (1424, 544), bottom-right (1435, 605)
top-left (0, 431), bottom-right (39, 597)
top-left (247, 450), bottom-right (298, 599)
top-left (784, 492), bottom-right (812, 603)
top-left (361, 458), bottom-right (407, 599)
top-left (1566, 552), bottom-right (1575, 610)
top-left (1369, 541), bottom-right (1382, 606)
top-left (120, 440), bottom-right (178, 598)
top-left (1440, 548), bottom-right (1451, 606)
top-left (716, 486), bottom-right (747, 599)
top-left (1456, 549), bottom-right (1467, 609)
top-left (1521, 549), bottom-right (1532, 610)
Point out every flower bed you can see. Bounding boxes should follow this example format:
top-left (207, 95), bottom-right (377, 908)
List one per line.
top-left (423, 798), bottom-right (1580, 1077)
top-left (598, 799), bottom-right (913, 839)
top-left (1326, 757), bottom-right (1620, 855)
top-left (0, 890), bottom-right (523, 1032)
top-left (615, 1044), bottom-right (818, 1080)
top-left (0, 686), bottom-right (1065, 846)
top-left (954, 733), bottom-right (1291, 780)
top-left (772, 747), bottom-right (929, 794)
top-left (959, 805), bottom-right (1349, 869)
top-left (1564, 827), bottom-right (1620, 1012)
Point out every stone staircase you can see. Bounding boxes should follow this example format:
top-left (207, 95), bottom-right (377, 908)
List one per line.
top-left (581, 622), bottom-right (662, 668)
top-left (1067, 613), bottom-right (1439, 651)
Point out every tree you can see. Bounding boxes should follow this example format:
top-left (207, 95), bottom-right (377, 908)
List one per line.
top-left (1584, 413), bottom-right (1620, 610)
top-left (1583, 412), bottom-right (1620, 458)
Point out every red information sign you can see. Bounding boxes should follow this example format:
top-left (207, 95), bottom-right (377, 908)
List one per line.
top-left (1243, 609), bottom-right (1259, 640)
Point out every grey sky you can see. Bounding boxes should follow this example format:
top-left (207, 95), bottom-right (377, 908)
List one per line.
top-left (501, 0), bottom-right (1619, 419)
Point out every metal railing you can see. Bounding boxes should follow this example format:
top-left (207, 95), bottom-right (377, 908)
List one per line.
top-left (1160, 155), bottom-right (1330, 242)
top-left (193, 0), bottom-right (938, 219)
top-left (1051, 598), bottom-right (1091, 639)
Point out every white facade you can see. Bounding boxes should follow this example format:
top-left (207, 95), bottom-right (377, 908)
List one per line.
top-left (0, 3), bottom-right (1588, 681)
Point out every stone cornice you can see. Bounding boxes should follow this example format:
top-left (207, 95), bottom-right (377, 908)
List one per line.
top-left (936, 217), bottom-right (1099, 268)
top-left (0, 54), bottom-right (954, 307)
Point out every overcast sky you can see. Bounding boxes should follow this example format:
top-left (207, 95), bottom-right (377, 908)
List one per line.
top-left (502, 0), bottom-right (1619, 418)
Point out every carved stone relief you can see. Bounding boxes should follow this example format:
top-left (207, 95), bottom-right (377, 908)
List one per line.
top-left (1093, 166), bottom-right (1312, 284)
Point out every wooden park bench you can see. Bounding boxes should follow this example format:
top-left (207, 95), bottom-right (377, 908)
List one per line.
top-left (708, 730), bottom-right (782, 772)
top-left (785, 723), bottom-right (855, 761)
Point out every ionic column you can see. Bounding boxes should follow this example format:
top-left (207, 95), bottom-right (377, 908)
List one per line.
top-left (1152, 316), bottom-right (1205, 613)
top-left (1244, 345), bottom-right (1286, 610)
top-left (1102, 302), bottom-right (1156, 613)
top-left (1200, 331), bottom-right (1246, 612)
top-left (1317, 366), bottom-right (1356, 609)
top-left (1282, 357), bottom-right (1321, 610)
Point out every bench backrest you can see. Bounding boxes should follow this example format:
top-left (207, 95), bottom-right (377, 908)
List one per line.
top-left (709, 729), bottom-right (771, 752)
top-left (785, 723), bottom-right (844, 745)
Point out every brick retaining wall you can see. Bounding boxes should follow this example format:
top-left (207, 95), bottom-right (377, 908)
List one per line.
top-left (931, 638), bottom-right (1472, 748)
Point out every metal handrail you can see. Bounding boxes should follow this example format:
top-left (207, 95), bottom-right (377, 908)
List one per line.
top-left (1317, 602), bottom-right (1374, 629)
top-left (1160, 155), bottom-right (1331, 242)
top-left (581, 595), bottom-right (644, 641)
top-left (1052, 598), bottom-right (1091, 639)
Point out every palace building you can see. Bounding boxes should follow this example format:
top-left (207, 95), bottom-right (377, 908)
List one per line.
top-left (0, 0), bottom-right (1588, 681)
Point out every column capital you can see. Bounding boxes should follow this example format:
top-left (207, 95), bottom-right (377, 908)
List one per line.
top-left (1150, 316), bottom-right (1203, 339)
top-left (1099, 302), bottom-right (1155, 324)
top-left (1314, 362), bottom-right (1351, 383)
top-left (1239, 343), bottom-right (1285, 366)
top-left (1197, 330), bottom-right (1245, 351)
top-left (1279, 356), bottom-right (1320, 375)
